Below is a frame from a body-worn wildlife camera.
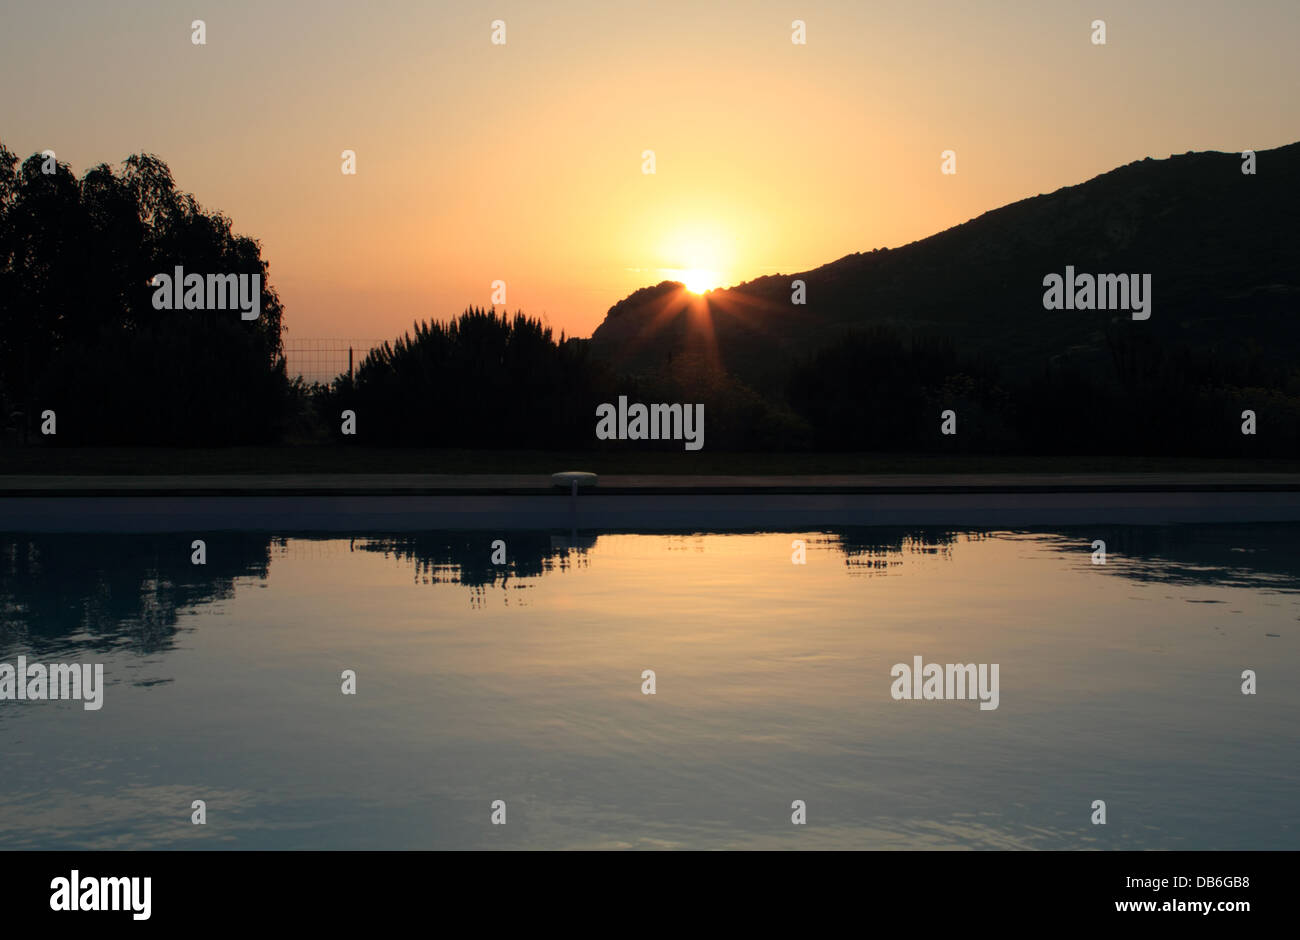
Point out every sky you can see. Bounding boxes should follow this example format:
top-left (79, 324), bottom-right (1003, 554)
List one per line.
top-left (1, 0), bottom-right (1297, 342)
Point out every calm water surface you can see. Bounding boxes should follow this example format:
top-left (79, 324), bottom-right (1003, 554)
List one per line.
top-left (1, 525), bottom-right (1296, 849)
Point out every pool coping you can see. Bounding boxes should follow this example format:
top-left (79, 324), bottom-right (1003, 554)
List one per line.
top-left (4, 472), bottom-right (1300, 497)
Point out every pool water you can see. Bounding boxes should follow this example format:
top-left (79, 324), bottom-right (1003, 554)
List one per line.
top-left (1, 525), bottom-right (1296, 849)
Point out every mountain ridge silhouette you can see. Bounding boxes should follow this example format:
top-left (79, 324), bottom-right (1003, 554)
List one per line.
top-left (590, 143), bottom-right (1300, 385)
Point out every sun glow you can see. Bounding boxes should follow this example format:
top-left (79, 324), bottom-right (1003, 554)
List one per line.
top-left (673, 268), bottom-right (723, 293)
top-left (660, 226), bottom-right (732, 294)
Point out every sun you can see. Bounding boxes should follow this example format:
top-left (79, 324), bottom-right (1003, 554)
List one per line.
top-left (678, 268), bottom-right (723, 294)
top-left (660, 227), bottom-right (731, 294)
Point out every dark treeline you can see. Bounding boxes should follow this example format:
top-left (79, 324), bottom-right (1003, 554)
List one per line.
top-left (315, 312), bottom-right (1296, 456)
top-left (0, 143), bottom-right (288, 444)
top-left (787, 327), bottom-right (1009, 452)
top-left (2, 142), bottom-right (1294, 456)
top-left (312, 308), bottom-right (811, 451)
top-left (785, 321), bottom-right (1300, 456)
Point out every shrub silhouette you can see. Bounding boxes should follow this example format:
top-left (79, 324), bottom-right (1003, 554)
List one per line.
top-left (321, 308), bottom-right (616, 448)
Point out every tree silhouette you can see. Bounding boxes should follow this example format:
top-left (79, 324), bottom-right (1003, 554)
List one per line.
top-left (0, 143), bottom-right (286, 444)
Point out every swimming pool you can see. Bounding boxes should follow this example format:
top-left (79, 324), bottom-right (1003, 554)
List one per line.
top-left (1, 524), bottom-right (1295, 849)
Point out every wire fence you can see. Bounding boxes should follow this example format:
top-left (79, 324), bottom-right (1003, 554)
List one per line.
top-left (283, 339), bottom-right (386, 385)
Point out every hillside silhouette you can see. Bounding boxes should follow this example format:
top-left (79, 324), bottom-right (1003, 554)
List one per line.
top-left (591, 143), bottom-right (1300, 387)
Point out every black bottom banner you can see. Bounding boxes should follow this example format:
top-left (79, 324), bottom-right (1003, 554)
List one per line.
top-left (2, 850), bottom-right (1286, 927)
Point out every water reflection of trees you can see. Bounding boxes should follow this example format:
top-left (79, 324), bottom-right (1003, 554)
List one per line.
top-left (351, 533), bottom-right (592, 607)
top-left (828, 524), bottom-right (1300, 590)
top-left (0, 534), bottom-right (271, 656)
top-left (353, 532), bottom-right (590, 583)
top-left (1039, 523), bottom-right (1300, 591)
top-left (5, 525), bottom-right (1298, 658)
top-left (829, 527), bottom-right (972, 575)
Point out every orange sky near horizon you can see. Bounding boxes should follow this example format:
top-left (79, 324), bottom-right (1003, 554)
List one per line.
top-left (2, 0), bottom-right (1298, 342)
